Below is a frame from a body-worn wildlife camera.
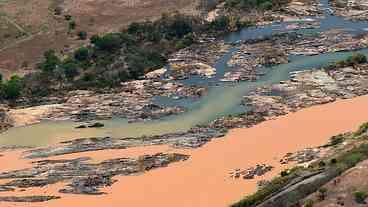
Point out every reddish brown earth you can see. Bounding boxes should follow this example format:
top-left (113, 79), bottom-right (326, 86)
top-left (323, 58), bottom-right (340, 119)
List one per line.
top-left (303, 159), bottom-right (368, 207)
top-left (0, 0), bottom-right (198, 77)
top-left (0, 95), bottom-right (368, 207)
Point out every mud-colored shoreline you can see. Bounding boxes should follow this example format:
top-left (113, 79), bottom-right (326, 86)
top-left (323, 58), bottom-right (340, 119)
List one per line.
top-left (0, 95), bottom-right (367, 207)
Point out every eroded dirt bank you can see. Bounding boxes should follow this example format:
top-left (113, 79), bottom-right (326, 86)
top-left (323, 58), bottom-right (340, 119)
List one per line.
top-left (1, 95), bottom-right (368, 207)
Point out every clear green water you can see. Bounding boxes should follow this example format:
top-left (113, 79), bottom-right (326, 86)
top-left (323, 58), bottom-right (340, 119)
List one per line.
top-left (1, 48), bottom-right (368, 147)
top-left (3, 0), bottom-right (368, 147)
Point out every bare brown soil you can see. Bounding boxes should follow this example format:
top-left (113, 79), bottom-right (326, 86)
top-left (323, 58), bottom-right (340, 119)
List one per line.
top-left (304, 159), bottom-right (368, 207)
top-left (0, 0), bottom-right (198, 78)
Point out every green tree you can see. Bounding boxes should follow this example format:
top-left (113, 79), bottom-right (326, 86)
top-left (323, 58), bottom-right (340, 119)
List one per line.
top-left (210, 16), bottom-right (230, 31)
top-left (3, 75), bottom-right (22, 99)
top-left (39, 50), bottom-right (60, 72)
top-left (74, 47), bottom-right (90, 61)
top-left (91, 33), bottom-right (123, 52)
top-left (62, 61), bottom-right (79, 80)
top-left (167, 15), bottom-right (193, 38)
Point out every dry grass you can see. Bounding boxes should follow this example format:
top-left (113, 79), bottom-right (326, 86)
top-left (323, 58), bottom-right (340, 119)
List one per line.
top-left (0, 0), bottom-right (199, 78)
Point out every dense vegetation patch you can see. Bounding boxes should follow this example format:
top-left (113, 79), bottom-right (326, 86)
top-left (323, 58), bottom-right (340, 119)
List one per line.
top-left (225, 0), bottom-right (290, 11)
top-left (0, 75), bottom-right (23, 100)
top-left (354, 122), bottom-right (368, 137)
top-left (326, 53), bottom-right (367, 70)
top-left (230, 167), bottom-right (302, 207)
top-left (0, 12), bottom-right (252, 101)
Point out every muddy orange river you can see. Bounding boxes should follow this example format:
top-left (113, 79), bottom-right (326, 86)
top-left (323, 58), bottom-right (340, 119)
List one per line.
top-left (1, 95), bottom-right (368, 207)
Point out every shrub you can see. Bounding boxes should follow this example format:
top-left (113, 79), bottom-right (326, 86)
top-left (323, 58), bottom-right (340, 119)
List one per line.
top-left (330, 158), bottom-right (337, 165)
top-left (340, 152), bottom-right (365, 168)
top-left (69, 21), bottom-right (76, 30)
top-left (225, 0), bottom-right (287, 11)
top-left (54, 7), bottom-right (62, 15)
top-left (260, 1), bottom-right (273, 10)
top-left (77, 31), bottom-right (88, 40)
top-left (167, 14), bottom-right (193, 38)
top-left (38, 50), bottom-right (60, 72)
top-left (347, 53), bottom-right (367, 65)
top-left (2, 75), bottom-right (23, 99)
top-left (16, 12), bottom-right (245, 92)
top-left (318, 161), bottom-right (326, 167)
top-left (318, 187), bottom-right (328, 201)
top-left (64, 15), bottom-right (72, 21)
top-left (210, 16), bottom-right (230, 31)
top-left (354, 122), bottom-right (368, 137)
top-left (175, 40), bottom-right (186, 49)
top-left (175, 34), bottom-right (194, 49)
top-left (91, 33), bottom-right (123, 52)
top-left (126, 48), bottom-right (167, 78)
top-left (335, 144), bottom-right (368, 171)
top-left (354, 191), bottom-right (367, 204)
top-left (304, 199), bottom-right (314, 207)
top-left (74, 47), bottom-right (90, 61)
top-left (62, 61), bottom-right (79, 80)
top-left (280, 170), bottom-right (289, 177)
top-left (231, 168), bottom-right (300, 207)
top-left (326, 53), bottom-right (367, 70)
top-left (329, 134), bottom-right (345, 146)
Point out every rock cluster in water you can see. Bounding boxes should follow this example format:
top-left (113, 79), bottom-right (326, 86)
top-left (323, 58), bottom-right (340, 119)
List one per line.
top-left (0, 196), bottom-right (60, 202)
top-left (24, 128), bottom-right (226, 159)
top-left (4, 78), bottom-right (209, 126)
top-left (229, 164), bottom-right (274, 180)
top-left (0, 153), bottom-right (189, 196)
top-left (245, 63), bottom-right (368, 118)
top-left (330, 0), bottom-right (368, 20)
top-left (224, 30), bottom-right (368, 82)
top-left (280, 148), bottom-right (321, 165)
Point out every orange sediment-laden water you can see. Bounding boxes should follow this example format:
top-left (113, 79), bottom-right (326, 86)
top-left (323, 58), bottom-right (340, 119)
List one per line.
top-left (1, 95), bottom-right (368, 207)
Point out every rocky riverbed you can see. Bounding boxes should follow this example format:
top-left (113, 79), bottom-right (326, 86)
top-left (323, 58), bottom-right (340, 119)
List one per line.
top-left (214, 0), bottom-right (323, 26)
top-left (245, 62), bottom-right (368, 117)
top-left (21, 58), bottom-right (368, 159)
top-left (0, 153), bottom-right (189, 197)
top-left (0, 36), bottom-right (234, 128)
top-left (229, 164), bottom-right (274, 180)
top-left (224, 30), bottom-right (368, 82)
top-left (23, 127), bottom-right (226, 159)
top-left (3, 27), bottom-right (367, 127)
top-left (1, 1), bottom-right (368, 203)
top-left (0, 61), bottom-right (367, 204)
top-left (168, 37), bottom-right (231, 80)
top-left (330, 0), bottom-right (368, 20)
top-left (3, 78), bottom-right (209, 126)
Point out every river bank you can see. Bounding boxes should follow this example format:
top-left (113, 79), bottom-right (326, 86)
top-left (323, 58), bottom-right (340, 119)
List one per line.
top-left (0, 0), bottom-right (364, 140)
top-left (0, 55), bottom-right (366, 205)
top-left (0, 0), bottom-right (335, 131)
top-left (0, 95), bottom-right (367, 206)
top-left (1, 0), bottom-right (368, 205)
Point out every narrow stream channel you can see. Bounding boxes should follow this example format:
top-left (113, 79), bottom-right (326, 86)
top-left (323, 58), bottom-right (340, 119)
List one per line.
top-left (1, 0), bottom-right (368, 147)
